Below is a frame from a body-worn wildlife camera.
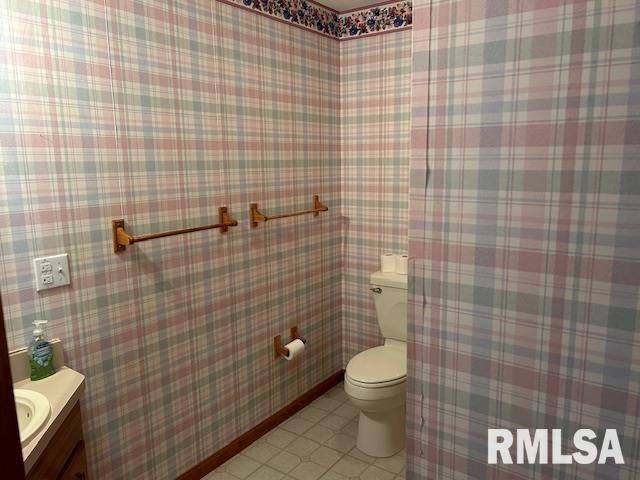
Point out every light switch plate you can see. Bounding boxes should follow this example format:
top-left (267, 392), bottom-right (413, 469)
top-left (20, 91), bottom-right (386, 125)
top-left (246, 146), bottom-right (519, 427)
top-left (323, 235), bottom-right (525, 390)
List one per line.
top-left (33, 254), bottom-right (70, 292)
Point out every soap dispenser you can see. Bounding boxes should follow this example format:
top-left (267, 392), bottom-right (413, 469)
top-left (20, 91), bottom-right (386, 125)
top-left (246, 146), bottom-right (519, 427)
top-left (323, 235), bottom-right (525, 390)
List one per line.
top-left (29, 321), bottom-right (55, 380)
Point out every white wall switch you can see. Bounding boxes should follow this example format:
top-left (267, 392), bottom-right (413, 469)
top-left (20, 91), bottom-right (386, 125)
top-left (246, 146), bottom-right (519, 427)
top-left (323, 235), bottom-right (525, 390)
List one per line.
top-left (33, 254), bottom-right (71, 292)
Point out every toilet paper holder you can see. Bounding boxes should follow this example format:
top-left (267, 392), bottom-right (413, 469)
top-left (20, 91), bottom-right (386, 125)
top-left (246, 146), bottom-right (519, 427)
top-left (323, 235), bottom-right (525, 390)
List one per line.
top-left (274, 326), bottom-right (306, 358)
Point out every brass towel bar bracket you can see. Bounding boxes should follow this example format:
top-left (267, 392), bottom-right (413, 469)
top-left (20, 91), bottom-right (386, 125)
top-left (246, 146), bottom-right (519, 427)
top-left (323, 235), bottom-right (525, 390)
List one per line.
top-left (274, 326), bottom-right (307, 359)
top-left (250, 195), bottom-right (328, 228)
top-left (112, 206), bottom-right (238, 253)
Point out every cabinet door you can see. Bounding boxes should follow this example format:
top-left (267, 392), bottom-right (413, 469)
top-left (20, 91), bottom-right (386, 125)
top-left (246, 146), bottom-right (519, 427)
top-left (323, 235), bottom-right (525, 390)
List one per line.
top-left (26, 403), bottom-right (84, 480)
top-left (58, 442), bottom-right (88, 480)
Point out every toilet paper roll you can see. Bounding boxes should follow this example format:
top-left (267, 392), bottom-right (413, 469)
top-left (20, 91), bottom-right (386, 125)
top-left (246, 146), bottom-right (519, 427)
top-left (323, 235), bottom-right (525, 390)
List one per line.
top-left (284, 339), bottom-right (305, 361)
top-left (381, 253), bottom-right (396, 273)
top-left (395, 254), bottom-right (408, 274)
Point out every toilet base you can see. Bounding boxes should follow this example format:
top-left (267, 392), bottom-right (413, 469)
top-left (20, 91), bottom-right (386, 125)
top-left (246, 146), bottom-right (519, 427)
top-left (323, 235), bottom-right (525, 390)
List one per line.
top-left (356, 405), bottom-right (405, 458)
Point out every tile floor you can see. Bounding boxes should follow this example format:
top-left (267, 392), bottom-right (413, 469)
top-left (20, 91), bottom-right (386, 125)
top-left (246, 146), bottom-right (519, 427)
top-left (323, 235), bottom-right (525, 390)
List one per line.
top-left (205, 383), bottom-right (406, 480)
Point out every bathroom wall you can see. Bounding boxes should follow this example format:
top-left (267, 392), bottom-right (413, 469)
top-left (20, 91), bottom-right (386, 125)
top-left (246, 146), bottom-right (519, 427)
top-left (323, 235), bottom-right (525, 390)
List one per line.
top-left (408, 0), bottom-right (640, 478)
top-left (340, 31), bottom-right (412, 364)
top-left (0, 0), bottom-right (341, 477)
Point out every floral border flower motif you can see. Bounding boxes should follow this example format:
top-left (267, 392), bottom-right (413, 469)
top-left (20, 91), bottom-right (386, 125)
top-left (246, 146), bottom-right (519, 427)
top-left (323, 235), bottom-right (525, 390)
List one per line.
top-left (229, 0), bottom-right (412, 39)
top-left (339, 1), bottom-right (412, 38)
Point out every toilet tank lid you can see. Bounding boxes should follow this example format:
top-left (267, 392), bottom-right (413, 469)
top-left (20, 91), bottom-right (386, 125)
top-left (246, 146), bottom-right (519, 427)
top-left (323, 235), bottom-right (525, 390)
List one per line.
top-left (370, 271), bottom-right (407, 289)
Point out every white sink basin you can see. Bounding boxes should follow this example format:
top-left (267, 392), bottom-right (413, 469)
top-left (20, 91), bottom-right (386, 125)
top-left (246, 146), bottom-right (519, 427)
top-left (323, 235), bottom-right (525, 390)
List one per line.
top-left (14, 389), bottom-right (51, 447)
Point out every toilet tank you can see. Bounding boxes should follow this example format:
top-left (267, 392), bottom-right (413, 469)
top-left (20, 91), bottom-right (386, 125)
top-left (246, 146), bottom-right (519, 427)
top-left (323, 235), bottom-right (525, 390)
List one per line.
top-left (370, 271), bottom-right (407, 342)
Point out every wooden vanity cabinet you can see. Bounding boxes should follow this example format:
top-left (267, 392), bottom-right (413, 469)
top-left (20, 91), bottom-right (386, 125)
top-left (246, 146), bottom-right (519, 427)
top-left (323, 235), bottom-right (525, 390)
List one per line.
top-left (26, 402), bottom-right (88, 480)
top-left (58, 442), bottom-right (88, 480)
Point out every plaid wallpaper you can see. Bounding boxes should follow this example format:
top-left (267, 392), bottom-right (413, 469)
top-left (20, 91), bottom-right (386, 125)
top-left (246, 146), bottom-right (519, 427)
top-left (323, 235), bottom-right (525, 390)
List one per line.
top-left (408, 1), bottom-right (640, 479)
top-left (0, 0), bottom-right (342, 477)
top-left (340, 31), bottom-right (412, 365)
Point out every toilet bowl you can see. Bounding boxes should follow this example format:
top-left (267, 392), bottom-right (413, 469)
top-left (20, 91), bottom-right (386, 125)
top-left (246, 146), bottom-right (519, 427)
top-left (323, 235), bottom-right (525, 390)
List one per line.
top-left (344, 271), bottom-right (407, 457)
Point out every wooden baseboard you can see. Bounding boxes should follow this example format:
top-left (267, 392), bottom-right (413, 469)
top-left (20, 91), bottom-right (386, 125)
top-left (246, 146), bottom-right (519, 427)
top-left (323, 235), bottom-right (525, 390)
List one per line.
top-left (177, 370), bottom-right (345, 480)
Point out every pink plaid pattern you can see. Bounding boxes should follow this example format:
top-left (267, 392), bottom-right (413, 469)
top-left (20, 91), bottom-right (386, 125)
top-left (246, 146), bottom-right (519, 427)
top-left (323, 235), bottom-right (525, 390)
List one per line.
top-left (0, 0), bottom-right (342, 477)
top-left (408, 0), bottom-right (640, 479)
top-left (340, 31), bottom-right (412, 364)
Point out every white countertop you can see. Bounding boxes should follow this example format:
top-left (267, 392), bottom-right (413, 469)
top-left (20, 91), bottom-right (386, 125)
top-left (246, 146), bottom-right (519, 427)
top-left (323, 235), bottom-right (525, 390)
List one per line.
top-left (15, 366), bottom-right (85, 473)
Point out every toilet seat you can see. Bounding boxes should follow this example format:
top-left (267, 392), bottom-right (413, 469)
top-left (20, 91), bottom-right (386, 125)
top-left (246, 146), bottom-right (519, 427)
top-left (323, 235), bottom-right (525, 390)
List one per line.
top-left (346, 375), bottom-right (406, 389)
top-left (346, 345), bottom-right (406, 389)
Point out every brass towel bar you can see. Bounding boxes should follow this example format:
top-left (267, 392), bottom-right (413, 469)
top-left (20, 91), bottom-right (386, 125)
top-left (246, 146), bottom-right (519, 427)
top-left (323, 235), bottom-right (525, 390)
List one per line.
top-left (250, 195), bottom-right (328, 228)
top-left (111, 195), bottom-right (328, 253)
top-left (111, 206), bottom-right (238, 253)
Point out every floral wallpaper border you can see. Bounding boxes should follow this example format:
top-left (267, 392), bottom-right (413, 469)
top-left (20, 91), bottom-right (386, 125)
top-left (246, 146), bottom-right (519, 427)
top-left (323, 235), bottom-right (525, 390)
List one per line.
top-left (225, 0), bottom-right (412, 39)
top-left (339, 2), bottom-right (412, 38)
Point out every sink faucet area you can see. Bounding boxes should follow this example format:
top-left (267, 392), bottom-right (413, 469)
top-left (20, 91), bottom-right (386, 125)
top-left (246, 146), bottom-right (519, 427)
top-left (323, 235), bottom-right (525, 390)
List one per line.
top-left (9, 340), bottom-right (85, 475)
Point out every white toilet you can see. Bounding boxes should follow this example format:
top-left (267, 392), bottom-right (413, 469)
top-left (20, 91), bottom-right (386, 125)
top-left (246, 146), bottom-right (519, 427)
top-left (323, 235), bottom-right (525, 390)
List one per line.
top-left (344, 271), bottom-right (407, 457)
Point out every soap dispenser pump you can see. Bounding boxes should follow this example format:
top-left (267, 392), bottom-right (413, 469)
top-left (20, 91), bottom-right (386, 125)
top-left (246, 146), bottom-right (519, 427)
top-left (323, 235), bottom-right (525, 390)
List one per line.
top-left (29, 320), bottom-right (55, 380)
